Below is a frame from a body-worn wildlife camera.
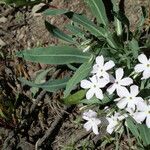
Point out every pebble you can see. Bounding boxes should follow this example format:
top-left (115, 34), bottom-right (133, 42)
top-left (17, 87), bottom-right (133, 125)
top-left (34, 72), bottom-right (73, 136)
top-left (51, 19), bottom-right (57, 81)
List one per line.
top-left (0, 16), bottom-right (7, 23)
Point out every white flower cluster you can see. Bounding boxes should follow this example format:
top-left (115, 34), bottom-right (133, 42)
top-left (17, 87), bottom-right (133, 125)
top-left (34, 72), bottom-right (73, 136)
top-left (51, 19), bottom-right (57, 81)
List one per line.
top-left (81, 54), bottom-right (150, 135)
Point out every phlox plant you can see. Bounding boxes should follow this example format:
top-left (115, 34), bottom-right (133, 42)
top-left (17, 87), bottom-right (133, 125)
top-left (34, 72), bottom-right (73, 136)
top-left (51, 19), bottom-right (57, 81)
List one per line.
top-left (17, 0), bottom-right (150, 149)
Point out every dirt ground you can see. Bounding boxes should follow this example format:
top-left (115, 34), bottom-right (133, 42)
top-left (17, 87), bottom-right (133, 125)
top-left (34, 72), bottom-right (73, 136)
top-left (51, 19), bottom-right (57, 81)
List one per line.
top-left (0, 0), bottom-right (149, 149)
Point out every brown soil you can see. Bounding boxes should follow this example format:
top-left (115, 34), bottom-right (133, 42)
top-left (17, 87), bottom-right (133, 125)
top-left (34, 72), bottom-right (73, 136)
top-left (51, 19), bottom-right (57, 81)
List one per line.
top-left (0, 0), bottom-right (149, 150)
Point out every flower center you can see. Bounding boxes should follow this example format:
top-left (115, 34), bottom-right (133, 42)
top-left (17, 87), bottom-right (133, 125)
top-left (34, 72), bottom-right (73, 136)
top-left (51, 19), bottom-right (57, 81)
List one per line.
top-left (115, 81), bottom-right (119, 84)
top-left (93, 85), bottom-right (96, 88)
top-left (147, 64), bottom-right (150, 68)
top-left (129, 97), bottom-right (133, 100)
top-left (100, 69), bottom-right (103, 72)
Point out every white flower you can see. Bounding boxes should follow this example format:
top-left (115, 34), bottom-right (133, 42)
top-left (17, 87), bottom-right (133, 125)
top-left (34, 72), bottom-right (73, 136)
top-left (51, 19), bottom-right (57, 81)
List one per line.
top-left (82, 110), bottom-right (101, 135)
top-left (133, 102), bottom-right (150, 128)
top-left (106, 112), bottom-right (127, 134)
top-left (107, 68), bottom-right (133, 97)
top-left (134, 54), bottom-right (150, 79)
top-left (80, 75), bottom-right (108, 100)
top-left (91, 55), bottom-right (115, 80)
top-left (114, 85), bottom-right (144, 111)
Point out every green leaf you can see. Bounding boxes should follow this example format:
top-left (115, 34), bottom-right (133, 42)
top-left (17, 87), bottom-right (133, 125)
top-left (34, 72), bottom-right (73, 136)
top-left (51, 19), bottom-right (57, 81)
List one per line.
top-left (63, 90), bottom-right (86, 104)
top-left (85, 0), bottom-right (108, 26)
top-left (65, 23), bottom-right (84, 36)
top-left (113, 11), bottom-right (130, 29)
top-left (16, 46), bottom-right (91, 64)
top-left (126, 117), bottom-right (141, 142)
top-left (80, 94), bottom-right (113, 104)
top-left (43, 8), bottom-right (69, 16)
top-left (64, 60), bottom-right (93, 98)
top-left (111, 0), bottom-right (122, 36)
top-left (129, 38), bottom-right (139, 58)
top-left (30, 68), bottom-right (53, 96)
top-left (19, 77), bottom-right (69, 92)
top-left (138, 124), bottom-right (150, 146)
top-left (45, 21), bottom-right (75, 43)
top-left (44, 10), bottom-right (106, 37)
top-left (65, 12), bottom-right (106, 37)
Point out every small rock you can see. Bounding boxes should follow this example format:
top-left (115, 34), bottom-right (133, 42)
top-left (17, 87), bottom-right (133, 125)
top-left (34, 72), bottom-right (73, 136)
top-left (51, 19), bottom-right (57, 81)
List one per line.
top-left (0, 39), bottom-right (6, 47)
top-left (0, 17), bottom-right (7, 23)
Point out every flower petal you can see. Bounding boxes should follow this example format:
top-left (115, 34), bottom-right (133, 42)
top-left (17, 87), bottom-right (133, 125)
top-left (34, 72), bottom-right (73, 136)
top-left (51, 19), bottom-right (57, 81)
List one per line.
top-left (133, 112), bottom-right (146, 123)
top-left (142, 70), bottom-right (150, 80)
top-left (83, 121), bottom-right (92, 131)
top-left (146, 116), bottom-right (150, 128)
top-left (116, 99), bottom-right (127, 109)
top-left (89, 76), bottom-right (97, 85)
top-left (86, 88), bottom-right (95, 99)
top-left (92, 122), bottom-right (99, 135)
top-left (96, 55), bottom-right (104, 66)
top-left (138, 54), bottom-right (148, 64)
top-left (134, 64), bottom-right (145, 73)
top-left (81, 80), bottom-right (92, 89)
top-left (130, 85), bottom-right (139, 96)
top-left (116, 68), bottom-right (124, 80)
top-left (137, 102), bottom-right (148, 111)
top-left (116, 86), bottom-right (130, 97)
top-left (83, 110), bottom-right (97, 119)
top-left (93, 118), bottom-right (101, 125)
top-left (95, 88), bottom-right (103, 99)
top-left (104, 60), bottom-right (115, 71)
top-left (98, 78), bottom-right (109, 87)
top-left (107, 84), bottom-right (116, 95)
top-left (120, 77), bottom-right (133, 86)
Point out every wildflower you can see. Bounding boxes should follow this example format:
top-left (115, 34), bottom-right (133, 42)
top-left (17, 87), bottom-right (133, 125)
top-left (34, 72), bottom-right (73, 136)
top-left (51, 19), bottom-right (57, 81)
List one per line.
top-left (107, 68), bottom-right (133, 97)
top-left (114, 85), bottom-right (144, 111)
top-left (82, 110), bottom-right (101, 135)
top-left (91, 55), bottom-right (115, 80)
top-left (106, 112), bottom-right (127, 134)
top-left (134, 54), bottom-right (150, 79)
top-left (133, 102), bottom-right (150, 128)
top-left (80, 75), bottom-right (108, 100)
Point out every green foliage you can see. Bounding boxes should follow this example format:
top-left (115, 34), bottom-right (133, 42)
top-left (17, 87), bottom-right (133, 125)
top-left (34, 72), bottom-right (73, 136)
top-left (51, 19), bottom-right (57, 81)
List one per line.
top-left (85, 0), bottom-right (108, 26)
top-left (63, 90), bottom-right (86, 105)
top-left (45, 21), bottom-right (75, 43)
top-left (64, 60), bottom-right (93, 98)
top-left (17, 0), bottom-right (150, 148)
top-left (126, 117), bottom-right (150, 148)
top-left (30, 68), bottom-right (53, 96)
top-left (19, 77), bottom-right (69, 92)
top-left (16, 46), bottom-right (91, 64)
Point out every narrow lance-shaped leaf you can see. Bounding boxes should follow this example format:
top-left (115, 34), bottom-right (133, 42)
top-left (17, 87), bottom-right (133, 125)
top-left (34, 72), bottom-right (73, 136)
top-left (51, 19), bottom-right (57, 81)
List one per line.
top-left (45, 21), bottom-right (75, 43)
top-left (138, 124), bottom-right (150, 146)
top-left (19, 77), bottom-right (69, 92)
top-left (85, 0), bottom-right (108, 26)
top-left (30, 68), bottom-right (53, 96)
top-left (16, 46), bottom-right (91, 64)
top-left (111, 0), bottom-right (122, 36)
top-left (126, 117), bottom-right (141, 142)
top-left (63, 90), bottom-right (86, 105)
top-left (43, 8), bottom-right (69, 16)
top-left (43, 10), bottom-right (106, 37)
top-left (65, 12), bottom-right (106, 37)
top-left (128, 38), bottom-right (139, 58)
top-left (80, 93), bottom-right (114, 104)
top-left (63, 60), bottom-right (93, 98)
